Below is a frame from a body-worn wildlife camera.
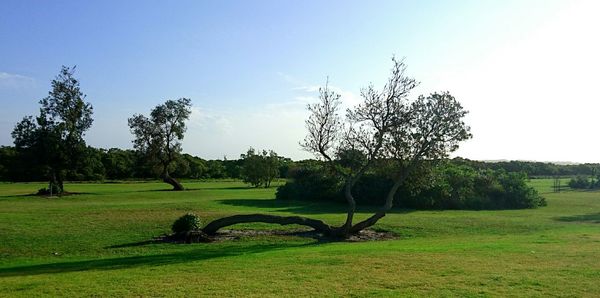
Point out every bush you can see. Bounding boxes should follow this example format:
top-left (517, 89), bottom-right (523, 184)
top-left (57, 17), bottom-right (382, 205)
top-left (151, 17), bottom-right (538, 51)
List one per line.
top-left (496, 172), bottom-right (546, 208)
top-left (276, 162), bottom-right (546, 210)
top-left (171, 213), bottom-right (202, 234)
top-left (276, 165), bottom-right (342, 202)
top-left (569, 176), bottom-right (591, 189)
top-left (37, 183), bottom-right (63, 195)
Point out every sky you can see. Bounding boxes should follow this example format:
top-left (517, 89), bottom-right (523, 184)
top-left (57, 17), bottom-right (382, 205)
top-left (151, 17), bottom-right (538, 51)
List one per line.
top-left (1, 0), bottom-right (599, 163)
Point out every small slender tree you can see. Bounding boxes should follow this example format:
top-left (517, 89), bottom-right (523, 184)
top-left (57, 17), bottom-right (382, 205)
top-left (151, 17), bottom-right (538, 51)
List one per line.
top-left (263, 150), bottom-right (280, 188)
top-left (201, 58), bottom-right (471, 238)
top-left (128, 98), bottom-right (192, 190)
top-left (240, 148), bottom-right (264, 187)
top-left (240, 148), bottom-right (280, 188)
top-left (12, 66), bottom-right (93, 194)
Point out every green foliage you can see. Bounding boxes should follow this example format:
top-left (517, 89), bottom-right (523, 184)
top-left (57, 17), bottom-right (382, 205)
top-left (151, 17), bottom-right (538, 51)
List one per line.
top-left (276, 163), bottom-right (341, 201)
top-left (172, 154), bottom-right (207, 179)
top-left (452, 157), bottom-right (600, 178)
top-left (568, 175), bottom-right (600, 189)
top-left (204, 160), bottom-right (227, 179)
top-left (128, 98), bottom-right (192, 179)
top-left (240, 148), bottom-right (281, 188)
top-left (10, 66), bottom-right (94, 191)
top-left (102, 148), bottom-right (136, 179)
top-left (36, 183), bottom-right (63, 195)
top-left (171, 213), bottom-right (202, 234)
top-left (277, 162), bottom-right (546, 210)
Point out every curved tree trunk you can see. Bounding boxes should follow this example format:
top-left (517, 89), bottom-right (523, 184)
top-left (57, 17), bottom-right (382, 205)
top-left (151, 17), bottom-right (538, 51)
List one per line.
top-left (200, 178), bottom-right (402, 239)
top-left (202, 214), bottom-right (334, 235)
top-left (335, 180), bottom-right (357, 236)
top-left (163, 173), bottom-right (185, 191)
top-left (350, 172), bottom-right (406, 233)
top-left (200, 166), bottom-right (413, 239)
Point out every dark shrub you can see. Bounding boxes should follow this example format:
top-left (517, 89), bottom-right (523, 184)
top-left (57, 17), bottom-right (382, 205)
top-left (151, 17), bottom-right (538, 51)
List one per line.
top-left (276, 165), bottom-right (342, 202)
top-left (496, 172), bottom-right (546, 208)
top-left (37, 184), bottom-right (62, 195)
top-left (277, 162), bottom-right (546, 210)
top-left (172, 213), bottom-right (202, 233)
top-left (569, 176), bottom-right (591, 189)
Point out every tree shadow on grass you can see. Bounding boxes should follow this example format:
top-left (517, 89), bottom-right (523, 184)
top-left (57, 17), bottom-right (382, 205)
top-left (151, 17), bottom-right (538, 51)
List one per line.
top-left (555, 213), bottom-right (600, 224)
top-left (130, 186), bottom-right (254, 193)
top-left (0, 192), bottom-right (96, 199)
top-left (105, 240), bottom-right (161, 248)
top-left (215, 198), bottom-right (415, 215)
top-left (195, 186), bottom-right (256, 190)
top-left (0, 242), bottom-right (312, 277)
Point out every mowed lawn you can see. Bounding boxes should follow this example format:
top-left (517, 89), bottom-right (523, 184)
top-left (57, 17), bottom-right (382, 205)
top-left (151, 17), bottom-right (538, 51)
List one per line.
top-left (0, 179), bottom-right (599, 297)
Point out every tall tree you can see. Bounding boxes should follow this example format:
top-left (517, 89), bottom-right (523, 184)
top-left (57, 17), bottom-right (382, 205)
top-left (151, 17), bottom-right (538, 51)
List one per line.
top-left (201, 58), bottom-right (471, 238)
top-left (128, 98), bottom-right (192, 190)
top-left (11, 66), bottom-right (93, 193)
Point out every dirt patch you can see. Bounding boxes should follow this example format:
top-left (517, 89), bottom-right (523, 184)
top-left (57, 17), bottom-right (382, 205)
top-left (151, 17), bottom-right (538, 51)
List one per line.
top-left (158, 228), bottom-right (398, 244)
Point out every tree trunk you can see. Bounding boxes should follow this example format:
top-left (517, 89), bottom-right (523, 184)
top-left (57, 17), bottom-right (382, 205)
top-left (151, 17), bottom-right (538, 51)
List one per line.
top-left (200, 165), bottom-right (415, 239)
top-left (333, 180), bottom-right (357, 237)
top-left (49, 170), bottom-right (64, 195)
top-left (349, 172), bottom-right (407, 233)
top-left (57, 176), bottom-right (64, 194)
top-left (202, 213), bottom-right (334, 235)
top-left (163, 172), bottom-right (185, 191)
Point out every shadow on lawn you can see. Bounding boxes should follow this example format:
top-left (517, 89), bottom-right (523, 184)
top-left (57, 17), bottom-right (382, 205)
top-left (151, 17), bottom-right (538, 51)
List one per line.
top-left (130, 186), bottom-right (255, 193)
top-left (0, 242), bottom-right (312, 277)
top-left (215, 198), bottom-right (415, 215)
top-left (555, 213), bottom-right (600, 224)
top-left (194, 186), bottom-right (257, 190)
top-left (0, 192), bottom-right (96, 199)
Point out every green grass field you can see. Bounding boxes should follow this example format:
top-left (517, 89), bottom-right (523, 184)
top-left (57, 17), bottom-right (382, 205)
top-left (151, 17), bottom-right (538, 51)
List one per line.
top-left (0, 179), bottom-right (599, 297)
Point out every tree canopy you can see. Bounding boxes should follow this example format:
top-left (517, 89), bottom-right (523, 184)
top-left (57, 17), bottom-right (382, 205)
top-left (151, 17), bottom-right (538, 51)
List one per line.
top-left (301, 58), bottom-right (472, 235)
top-left (197, 57), bottom-right (472, 238)
top-left (128, 98), bottom-right (192, 190)
top-left (11, 66), bottom-right (93, 194)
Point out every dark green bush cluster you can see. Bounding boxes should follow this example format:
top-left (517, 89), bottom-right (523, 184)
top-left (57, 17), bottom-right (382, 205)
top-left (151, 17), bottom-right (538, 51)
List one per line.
top-left (37, 183), bottom-right (63, 195)
top-left (171, 213), bottom-right (202, 234)
top-left (568, 176), bottom-right (600, 189)
top-left (276, 163), bottom-right (546, 210)
top-left (275, 165), bottom-right (342, 202)
top-left (414, 166), bottom-right (546, 209)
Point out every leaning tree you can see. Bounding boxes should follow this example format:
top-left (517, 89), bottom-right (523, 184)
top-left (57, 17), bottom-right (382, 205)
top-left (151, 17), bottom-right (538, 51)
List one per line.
top-left (12, 66), bottom-right (94, 194)
top-left (200, 58), bottom-right (471, 238)
top-left (128, 98), bottom-right (192, 191)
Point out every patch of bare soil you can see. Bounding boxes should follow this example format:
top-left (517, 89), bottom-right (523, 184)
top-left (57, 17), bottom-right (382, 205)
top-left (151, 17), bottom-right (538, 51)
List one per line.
top-left (159, 228), bottom-right (398, 244)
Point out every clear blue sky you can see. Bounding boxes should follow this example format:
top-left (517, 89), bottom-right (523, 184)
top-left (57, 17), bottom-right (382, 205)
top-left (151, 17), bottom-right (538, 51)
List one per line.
top-left (1, 0), bottom-right (598, 162)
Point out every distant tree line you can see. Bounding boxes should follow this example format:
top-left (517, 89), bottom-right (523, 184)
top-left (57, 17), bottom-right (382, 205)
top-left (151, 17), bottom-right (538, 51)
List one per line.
top-left (451, 158), bottom-right (600, 178)
top-left (0, 144), bottom-right (598, 184)
top-left (0, 145), bottom-right (293, 183)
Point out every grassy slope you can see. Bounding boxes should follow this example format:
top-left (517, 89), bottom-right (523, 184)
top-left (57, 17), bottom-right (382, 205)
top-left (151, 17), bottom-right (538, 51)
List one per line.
top-left (0, 180), bottom-right (598, 297)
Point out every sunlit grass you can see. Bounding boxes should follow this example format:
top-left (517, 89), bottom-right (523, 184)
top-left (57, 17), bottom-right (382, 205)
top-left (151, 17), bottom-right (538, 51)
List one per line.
top-left (0, 179), bottom-right (599, 296)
